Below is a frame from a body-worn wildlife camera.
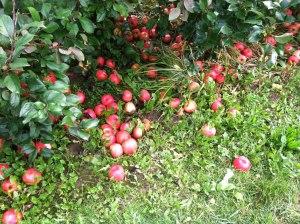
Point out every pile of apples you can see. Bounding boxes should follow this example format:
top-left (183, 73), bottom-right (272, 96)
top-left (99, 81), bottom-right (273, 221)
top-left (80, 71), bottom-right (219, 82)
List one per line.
top-left (1, 164), bottom-right (42, 223)
top-left (75, 56), bottom-right (155, 182)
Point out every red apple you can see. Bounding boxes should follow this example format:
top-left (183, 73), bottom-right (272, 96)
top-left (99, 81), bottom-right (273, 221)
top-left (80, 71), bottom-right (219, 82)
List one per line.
top-left (211, 64), bottom-right (225, 73)
top-left (284, 43), bottom-right (294, 54)
top-left (147, 67), bottom-right (158, 79)
top-left (241, 48), bottom-right (253, 58)
top-left (34, 141), bottom-right (51, 153)
top-left (1, 209), bottom-right (22, 224)
top-left (44, 72), bottom-right (57, 84)
top-left (210, 98), bottom-right (222, 112)
top-left (2, 178), bottom-right (18, 194)
top-left (101, 124), bottom-right (115, 135)
top-left (233, 156), bottom-right (251, 172)
top-left (122, 90), bottom-right (133, 102)
top-left (83, 108), bottom-right (97, 119)
top-left (128, 15), bottom-right (138, 28)
top-left (238, 54), bottom-right (247, 64)
top-left (184, 100), bottom-right (197, 113)
top-left (265, 36), bottom-right (277, 46)
top-left (139, 89), bottom-right (151, 103)
top-left (108, 164), bottom-right (125, 181)
top-left (132, 127), bottom-right (143, 139)
top-left (215, 74), bottom-right (225, 84)
top-left (201, 124), bottom-right (216, 137)
top-left (234, 42), bottom-right (246, 52)
top-left (101, 94), bottom-right (115, 106)
top-left (106, 114), bottom-right (120, 129)
top-left (109, 143), bottom-right (123, 158)
top-left (139, 31), bottom-right (149, 41)
top-left (96, 69), bottom-right (108, 81)
top-left (97, 56), bottom-right (105, 67)
top-left (22, 168), bottom-right (42, 185)
top-left (124, 102), bottom-right (136, 115)
top-left (116, 131), bottom-right (131, 144)
top-left (94, 104), bottom-right (106, 117)
top-left (120, 122), bottom-right (132, 132)
top-left (189, 81), bottom-right (200, 92)
top-left (175, 34), bottom-right (183, 43)
top-left (288, 55), bottom-right (299, 65)
top-left (122, 138), bottom-right (138, 155)
top-left (106, 59), bottom-right (116, 69)
top-left (169, 98), bottom-right (181, 109)
top-left (102, 133), bottom-right (116, 147)
top-left (109, 71), bottom-right (122, 85)
top-left (106, 102), bottom-right (119, 114)
top-left (162, 33), bottom-right (172, 43)
top-left (76, 91), bottom-right (86, 104)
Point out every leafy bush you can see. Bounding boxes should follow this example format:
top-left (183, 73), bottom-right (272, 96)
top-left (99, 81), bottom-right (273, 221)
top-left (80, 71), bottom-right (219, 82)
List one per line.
top-left (157, 0), bottom-right (300, 56)
top-left (0, 0), bottom-right (139, 160)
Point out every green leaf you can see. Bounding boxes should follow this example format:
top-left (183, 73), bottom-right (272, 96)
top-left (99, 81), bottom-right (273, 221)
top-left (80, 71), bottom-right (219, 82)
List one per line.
top-left (28, 7), bottom-right (41, 22)
top-left (79, 0), bottom-right (90, 7)
top-left (3, 75), bottom-right (20, 93)
top-left (20, 102), bottom-right (34, 117)
top-left (80, 119), bottom-right (99, 130)
top-left (275, 33), bottom-right (293, 44)
top-left (41, 3), bottom-right (52, 17)
top-left (9, 58), bottom-right (30, 69)
top-left (10, 92), bottom-right (20, 107)
top-left (79, 17), bottom-right (95, 34)
top-left (0, 14), bottom-right (14, 38)
top-left (46, 62), bottom-right (69, 73)
top-left (43, 90), bottom-right (66, 105)
top-left (66, 23), bottom-right (79, 36)
top-left (97, 11), bottom-right (106, 22)
top-left (113, 4), bottom-right (128, 17)
top-left (44, 22), bottom-right (59, 33)
top-left (0, 47), bottom-right (7, 67)
top-left (68, 127), bottom-right (90, 141)
top-left (13, 33), bottom-right (34, 58)
top-left (220, 25), bottom-right (232, 35)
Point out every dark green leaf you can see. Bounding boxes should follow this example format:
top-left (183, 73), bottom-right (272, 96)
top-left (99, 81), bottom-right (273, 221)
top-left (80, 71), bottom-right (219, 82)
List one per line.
top-left (0, 47), bottom-right (7, 67)
top-left (41, 3), bottom-right (52, 17)
top-left (44, 22), bottom-right (59, 33)
top-left (13, 33), bottom-right (34, 58)
top-left (80, 119), bottom-right (99, 130)
top-left (275, 33), bottom-right (293, 44)
top-left (68, 127), bottom-right (90, 140)
top-left (79, 17), bottom-right (95, 34)
top-left (9, 58), bottom-right (30, 69)
top-left (0, 14), bottom-right (14, 38)
top-left (3, 75), bottom-right (20, 93)
top-left (28, 7), bottom-right (41, 22)
top-left (10, 92), bottom-right (20, 107)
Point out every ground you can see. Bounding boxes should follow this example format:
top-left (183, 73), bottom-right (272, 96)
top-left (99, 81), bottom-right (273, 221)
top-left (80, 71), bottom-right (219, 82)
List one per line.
top-left (0, 69), bottom-right (300, 224)
top-left (2, 68), bottom-right (300, 224)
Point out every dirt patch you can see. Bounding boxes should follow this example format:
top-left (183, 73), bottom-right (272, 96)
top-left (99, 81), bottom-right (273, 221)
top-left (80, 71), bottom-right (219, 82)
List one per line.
top-left (76, 168), bottom-right (99, 188)
top-left (69, 143), bottom-right (84, 156)
top-left (269, 92), bottom-right (280, 102)
top-left (142, 110), bottom-right (163, 122)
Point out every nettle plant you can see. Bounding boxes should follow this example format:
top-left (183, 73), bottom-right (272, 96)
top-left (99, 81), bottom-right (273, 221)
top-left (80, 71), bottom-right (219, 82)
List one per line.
top-left (0, 0), bottom-right (137, 160)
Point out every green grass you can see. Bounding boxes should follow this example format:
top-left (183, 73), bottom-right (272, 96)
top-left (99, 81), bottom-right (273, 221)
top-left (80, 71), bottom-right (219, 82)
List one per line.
top-left (1, 68), bottom-right (300, 223)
